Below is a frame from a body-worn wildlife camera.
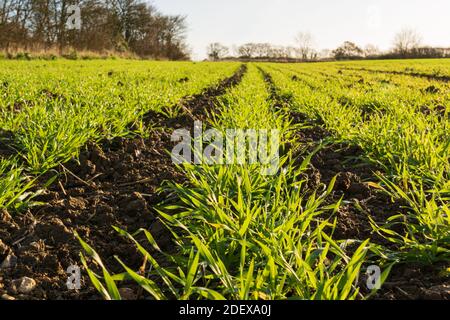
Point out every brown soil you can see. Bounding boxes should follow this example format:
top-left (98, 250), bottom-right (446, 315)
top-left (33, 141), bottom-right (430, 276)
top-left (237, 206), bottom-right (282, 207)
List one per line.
top-left (142, 65), bottom-right (247, 126)
top-left (420, 105), bottom-right (448, 119)
top-left (0, 65), bottom-right (247, 300)
top-left (259, 68), bottom-right (404, 243)
top-left (292, 124), bottom-right (404, 242)
top-left (1, 64), bottom-right (447, 301)
top-left (258, 67), bottom-right (294, 112)
top-left (377, 262), bottom-right (449, 300)
top-left (0, 129), bottom-right (16, 159)
top-left (259, 67), bottom-right (449, 301)
top-left (291, 119), bottom-right (450, 300)
top-left (289, 72), bottom-right (317, 90)
top-left (341, 67), bottom-right (450, 83)
top-left (0, 131), bottom-right (181, 300)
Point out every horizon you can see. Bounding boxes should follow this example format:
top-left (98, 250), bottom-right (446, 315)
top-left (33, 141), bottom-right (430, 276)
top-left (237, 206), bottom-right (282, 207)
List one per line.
top-left (151, 0), bottom-right (450, 60)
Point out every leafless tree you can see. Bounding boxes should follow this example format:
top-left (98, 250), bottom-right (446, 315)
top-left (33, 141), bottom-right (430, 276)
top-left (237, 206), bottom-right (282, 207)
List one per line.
top-left (295, 32), bottom-right (315, 60)
top-left (0, 0), bottom-right (190, 59)
top-left (206, 42), bottom-right (228, 60)
top-left (393, 28), bottom-right (422, 56)
top-left (364, 44), bottom-right (380, 57)
top-left (237, 43), bottom-right (256, 58)
top-left (253, 43), bottom-right (270, 58)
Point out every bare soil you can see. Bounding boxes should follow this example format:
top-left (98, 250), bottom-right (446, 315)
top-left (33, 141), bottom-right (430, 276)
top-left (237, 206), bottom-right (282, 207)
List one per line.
top-left (1, 65), bottom-right (447, 300)
top-left (341, 67), bottom-right (450, 83)
top-left (0, 129), bottom-right (16, 159)
top-left (0, 65), bottom-right (247, 300)
top-left (293, 118), bottom-right (449, 300)
top-left (260, 68), bottom-right (449, 301)
top-left (0, 130), bottom-right (182, 300)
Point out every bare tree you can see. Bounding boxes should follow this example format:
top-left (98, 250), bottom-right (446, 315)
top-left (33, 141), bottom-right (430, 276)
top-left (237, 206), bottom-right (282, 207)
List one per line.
top-left (0, 0), bottom-right (33, 51)
top-left (206, 42), bottom-right (228, 60)
top-left (364, 44), bottom-right (380, 57)
top-left (295, 32), bottom-right (315, 60)
top-left (0, 0), bottom-right (190, 59)
top-left (254, 43), bottom-right (271, 58)
top-left (393, 28), bottom-right (422, 56)
top-left (237, 43), bottom-right (256, 58)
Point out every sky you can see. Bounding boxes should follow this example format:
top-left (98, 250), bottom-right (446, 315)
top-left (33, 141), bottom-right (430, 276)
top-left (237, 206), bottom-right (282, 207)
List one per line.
top-left (150, 0), bottom-right (450, 60)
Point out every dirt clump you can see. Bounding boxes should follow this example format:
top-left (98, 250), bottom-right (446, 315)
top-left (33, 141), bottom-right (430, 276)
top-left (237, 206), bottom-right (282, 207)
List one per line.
top-left (292, 123), bottom-right (448, 300)
top-left (0, 130), bottom-right (183, 299)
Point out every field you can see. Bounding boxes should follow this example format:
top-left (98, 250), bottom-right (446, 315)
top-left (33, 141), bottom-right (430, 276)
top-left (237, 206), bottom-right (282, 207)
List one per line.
top-left (0, 59), bottom-right (449, 300)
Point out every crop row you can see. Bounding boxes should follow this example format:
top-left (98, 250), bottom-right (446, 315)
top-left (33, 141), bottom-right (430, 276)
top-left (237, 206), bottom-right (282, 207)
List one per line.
top-left (0, 60), bottom-right (240, 210)
top-left (264, 62), bottom-right (449, 265)
top-left (81, 64), bottom-right (384, 300)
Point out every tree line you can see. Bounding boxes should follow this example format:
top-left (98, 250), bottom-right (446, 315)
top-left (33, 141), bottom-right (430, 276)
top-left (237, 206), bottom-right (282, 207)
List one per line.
top-left (0, 0), bottom-right (189, 59)
top-left (207, 29), bottom-right (450, 61)
top-left (207, 42), bottom-right (318, 61)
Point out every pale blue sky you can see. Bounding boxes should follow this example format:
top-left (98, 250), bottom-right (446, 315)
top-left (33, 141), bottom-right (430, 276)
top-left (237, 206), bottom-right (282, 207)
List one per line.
top-left (150, 0), bottom-right (450, 60)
